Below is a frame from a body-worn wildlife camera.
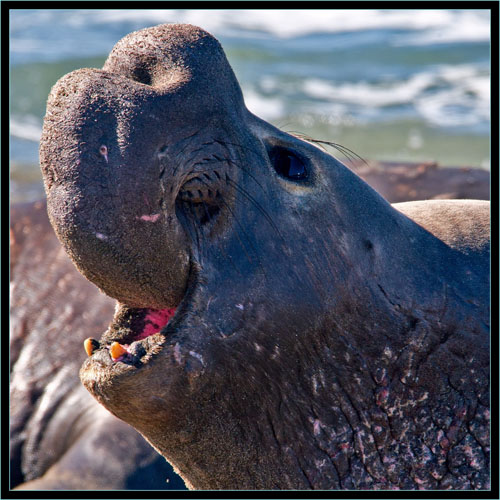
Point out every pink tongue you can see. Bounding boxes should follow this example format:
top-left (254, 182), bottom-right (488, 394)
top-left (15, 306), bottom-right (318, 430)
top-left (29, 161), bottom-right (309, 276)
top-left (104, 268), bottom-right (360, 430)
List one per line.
top-left (107, 308), bottom-right (177, 362)
top-left (136, 308), bottom-right (177, 340)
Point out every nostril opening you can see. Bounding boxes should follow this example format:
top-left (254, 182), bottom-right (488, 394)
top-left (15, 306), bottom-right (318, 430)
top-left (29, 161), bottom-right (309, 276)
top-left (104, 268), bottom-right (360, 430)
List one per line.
top-left (131, 67), bottom-right (152, 85)
top-left (197, 190), bottom-right (203, 198)
top-left (203, 173), bottom-right (211, 180)
top-left (213, 171), bottom-right (221, 180)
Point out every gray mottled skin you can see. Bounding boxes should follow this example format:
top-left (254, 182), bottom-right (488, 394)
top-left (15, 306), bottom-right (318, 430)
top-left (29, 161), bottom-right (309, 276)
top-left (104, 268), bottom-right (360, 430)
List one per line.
top-left (40, 24), bottom-right (490, 490)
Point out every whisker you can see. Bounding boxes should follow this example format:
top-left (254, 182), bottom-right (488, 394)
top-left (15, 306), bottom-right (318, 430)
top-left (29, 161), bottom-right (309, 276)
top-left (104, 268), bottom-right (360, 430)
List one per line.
top-left (172, 126), bottom-right (212, 177)
top-left (325, 143), bottom-right (360, 166)
top-left (286, 131), bottom-right (328, 152)
top-left (199, 200), bottom-right (245, 277)
top-left (195, 180), bottom-right (250, 256)
top-left (325, 141), bottom-right (369, 167)
top-left (175, 139), bottom-right (268, 195)
top-left (196, 179), bottom-right (262, 268)
top-left (213, 139), bottom-right (264, 164)
top-left (215, 199), bottom-right (256, 268)
top-left (177, 203), bottom-right (201, 258)
top-left (211, 156), bottom-right (266, 193)
top-left (213, 139), bottom-right (269, 185)
top-left (225, 176), bottom-right (285, 243)
top-left (180, 157), bottom-right (265, 197)
top-left (287, 131), bottom-right (369, 167)
top-left (276, 120), bottom-right (294, 130)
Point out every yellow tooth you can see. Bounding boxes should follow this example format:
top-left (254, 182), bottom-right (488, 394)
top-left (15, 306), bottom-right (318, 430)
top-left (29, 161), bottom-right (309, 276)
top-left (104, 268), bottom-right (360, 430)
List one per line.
top-left (110, 342), bottom-right (127, 360)
top-left (84, 338), bottom-right (97, 357)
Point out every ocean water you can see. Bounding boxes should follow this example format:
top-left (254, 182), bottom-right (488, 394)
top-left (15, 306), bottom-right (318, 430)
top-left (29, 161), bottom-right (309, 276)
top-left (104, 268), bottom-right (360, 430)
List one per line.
top-left (10, 9), bottom-right (491, 203)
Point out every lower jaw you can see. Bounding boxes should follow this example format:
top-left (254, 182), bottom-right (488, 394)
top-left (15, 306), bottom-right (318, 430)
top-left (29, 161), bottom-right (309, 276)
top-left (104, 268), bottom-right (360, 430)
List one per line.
top-left (79, 331), bottom-right (171, 408)
top-left (108, 331), bottom-right (168, 366)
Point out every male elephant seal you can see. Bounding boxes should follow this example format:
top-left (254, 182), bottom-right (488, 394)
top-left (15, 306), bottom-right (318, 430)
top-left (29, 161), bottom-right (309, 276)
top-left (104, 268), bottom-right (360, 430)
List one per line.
top-left (40, 24), bottom-right (490, 490)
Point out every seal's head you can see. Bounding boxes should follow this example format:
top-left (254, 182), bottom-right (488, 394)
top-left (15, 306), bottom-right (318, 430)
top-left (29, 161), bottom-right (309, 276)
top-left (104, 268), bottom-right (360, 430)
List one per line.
top-left (41, 24), bottom-right (244, 309)
top-left (40, 24), bottom-right (490, 490)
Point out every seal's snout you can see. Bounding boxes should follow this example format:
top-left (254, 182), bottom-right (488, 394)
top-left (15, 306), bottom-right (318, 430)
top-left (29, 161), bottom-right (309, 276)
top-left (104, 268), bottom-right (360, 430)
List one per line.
top-left (41, 24), bottom-right (249, 309)
top-left (103, 23), bottom-right (244, 107)
top-left (39, 23), bottom-right (255, 310)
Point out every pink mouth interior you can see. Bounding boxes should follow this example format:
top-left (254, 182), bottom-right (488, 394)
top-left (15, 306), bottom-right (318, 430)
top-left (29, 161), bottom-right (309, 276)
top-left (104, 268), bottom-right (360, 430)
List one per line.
top-left (108, 308), bottom-right (177, 362)
top-left (136, 308), bottom-right (177, 340)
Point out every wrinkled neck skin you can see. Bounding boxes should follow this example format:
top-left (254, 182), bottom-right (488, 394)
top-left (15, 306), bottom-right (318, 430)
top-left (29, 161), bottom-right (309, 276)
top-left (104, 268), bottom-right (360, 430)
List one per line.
top-left (41, 24), bottom-right (489, 490)
top-left (84, 115), bottom-right (488, 490)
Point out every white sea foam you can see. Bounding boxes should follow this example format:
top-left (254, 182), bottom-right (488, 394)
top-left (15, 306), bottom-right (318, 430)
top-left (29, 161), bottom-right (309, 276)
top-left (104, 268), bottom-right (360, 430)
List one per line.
top-left (242, 87), bottom-right (285, 121)
top-left (10, 9), bottom-right (490, 67)
top-left (10, 115), bottom-right (42, 142)
top-left (80, 9), bottom-right (490, 41)
top-left (415, 66), bottom-right (490, 127)
top-left (393, 10), bottom-right (491, 45)
top-left (296, 63), bottom-right (490, 127)
top-left (12, 9), bottom-right (489, 43)
top-left (303, 73), bottom-right (436, 107)
top-left (9, 7), bottom-right (490, 181)
top-left (415, 87), bottom-right (490, 128)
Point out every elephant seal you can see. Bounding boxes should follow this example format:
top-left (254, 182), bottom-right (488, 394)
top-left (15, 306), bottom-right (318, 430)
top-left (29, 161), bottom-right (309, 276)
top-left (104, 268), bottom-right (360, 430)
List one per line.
top-left (40, 24), bottom-right (490, 490)
top-left (10, 200), bottom-right (186, 490)
top-left (350, 161), bottom-right (490, 203)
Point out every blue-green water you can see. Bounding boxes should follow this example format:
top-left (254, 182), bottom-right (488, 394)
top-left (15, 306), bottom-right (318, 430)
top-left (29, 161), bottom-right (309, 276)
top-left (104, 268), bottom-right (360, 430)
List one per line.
top-left (10, 9), bottom-right (491, 203)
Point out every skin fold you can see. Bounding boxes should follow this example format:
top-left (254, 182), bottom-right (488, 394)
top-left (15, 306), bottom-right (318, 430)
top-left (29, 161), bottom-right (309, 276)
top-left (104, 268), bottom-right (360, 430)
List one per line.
top-left (38, 24), bottom-right (490, 490)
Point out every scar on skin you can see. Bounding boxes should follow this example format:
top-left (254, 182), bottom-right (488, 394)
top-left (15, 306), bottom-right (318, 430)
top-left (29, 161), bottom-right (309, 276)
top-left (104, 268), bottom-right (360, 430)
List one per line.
top-left (138, 214), bottom-right (161, 222)
top-left (312, 418), bottom-right (322, 436)
top-left (99, 145), bottom-right (109, 163)
top-left (95, 232), bottom-right (108, 240)
top-left (189, 351), bottom-right (205, 365)
top-left (173, 343), bottom-right (182, 364)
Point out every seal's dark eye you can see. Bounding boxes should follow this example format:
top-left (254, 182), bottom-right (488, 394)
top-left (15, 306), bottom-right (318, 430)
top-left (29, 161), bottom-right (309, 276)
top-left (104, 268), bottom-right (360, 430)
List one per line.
top-left (270, 147), bottom-right (307, 180)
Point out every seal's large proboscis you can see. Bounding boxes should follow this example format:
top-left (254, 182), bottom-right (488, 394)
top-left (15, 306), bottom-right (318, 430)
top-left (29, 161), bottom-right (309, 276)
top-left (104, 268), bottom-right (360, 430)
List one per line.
top-left (40, 24), bottom-right (490, 490)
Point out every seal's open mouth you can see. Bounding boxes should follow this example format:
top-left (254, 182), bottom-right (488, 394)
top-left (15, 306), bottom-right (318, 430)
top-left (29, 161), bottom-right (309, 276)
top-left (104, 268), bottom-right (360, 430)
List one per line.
top-left (82, 200), bottom-right (208, 368)
top-left (84, 306), bottom-right (178, 366)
